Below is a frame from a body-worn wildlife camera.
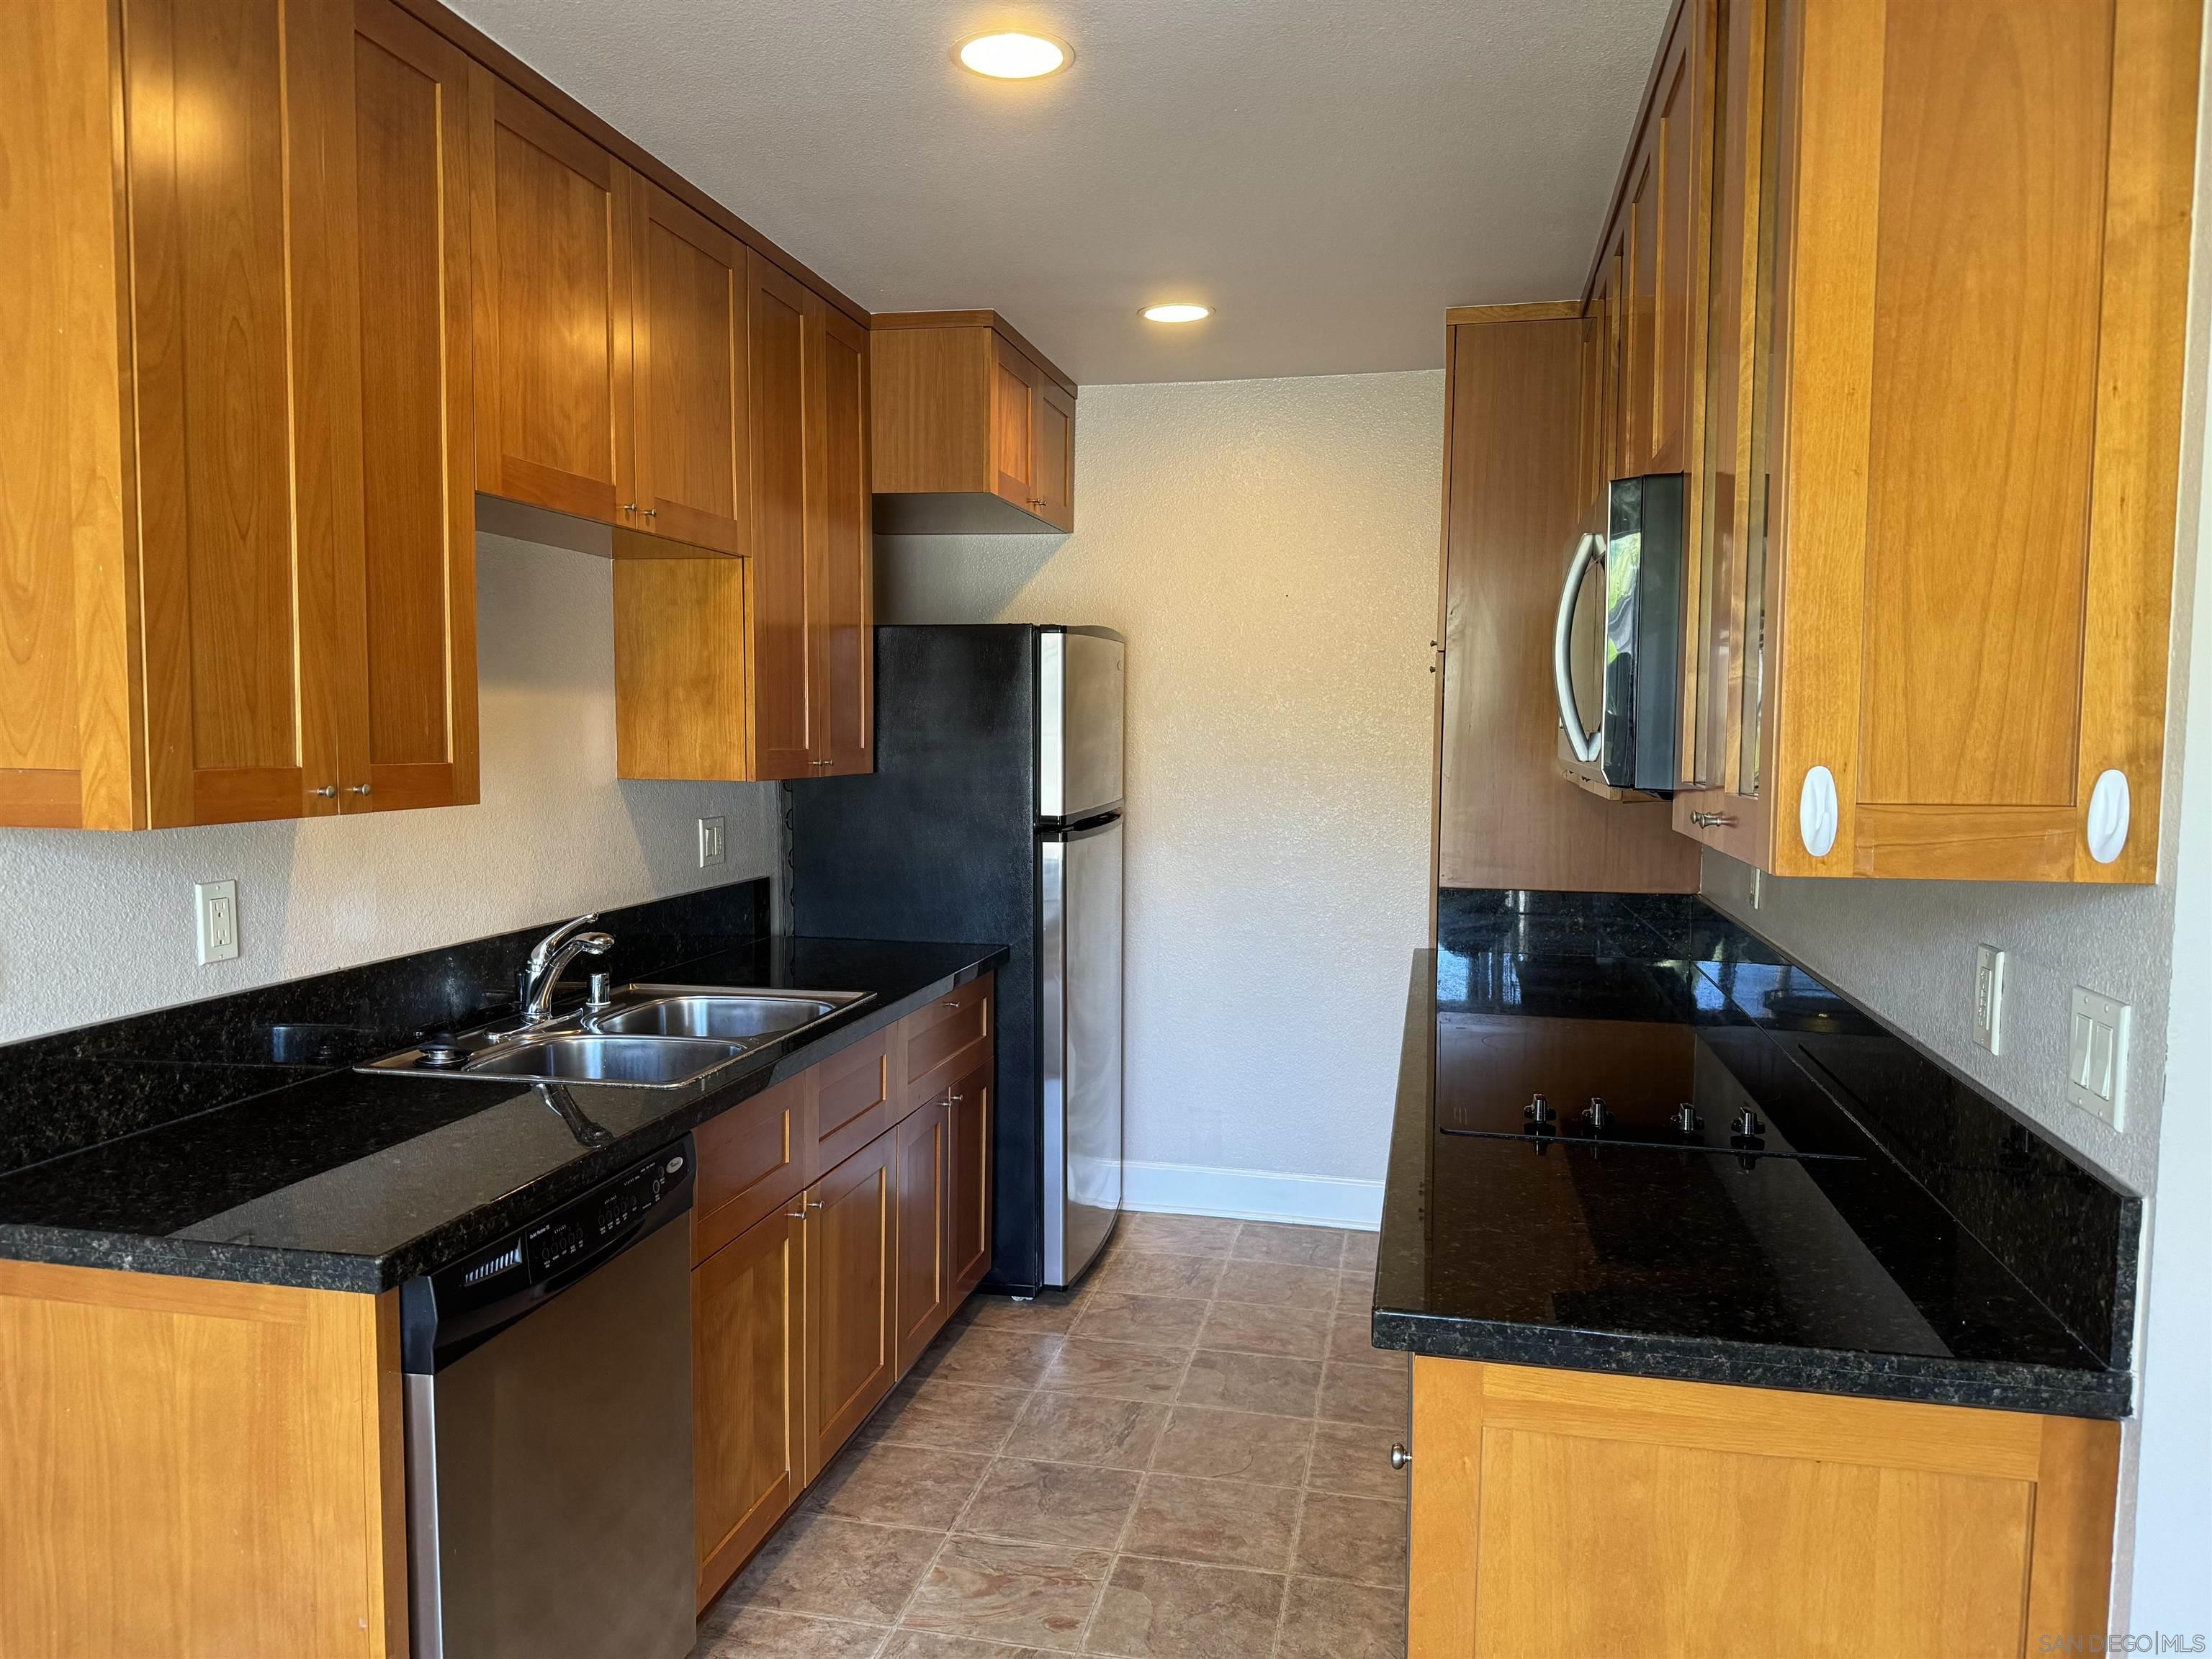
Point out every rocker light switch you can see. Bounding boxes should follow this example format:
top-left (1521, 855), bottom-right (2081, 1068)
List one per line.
top-left (2066, 986), bottom-right (2128, 1130)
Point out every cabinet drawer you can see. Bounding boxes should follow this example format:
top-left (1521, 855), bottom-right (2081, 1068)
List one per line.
top-left (693, 1071), bottom-right (814, 1264)
top-left (903, 974), bottom-right (993, 1110)
top-left (814, 1028), bottom-right (894, 1172)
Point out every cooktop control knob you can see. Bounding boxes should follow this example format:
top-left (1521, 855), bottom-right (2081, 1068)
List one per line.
top-left (1581, 1097), bottom-right (1611, 1130)
top-left (1524, 1092), bottom-right (1556, 1130)
top-left (1732, 1108), bottom-right (1766, 1139)
top-left (1671, 1103), bottom-right (1704, 1137)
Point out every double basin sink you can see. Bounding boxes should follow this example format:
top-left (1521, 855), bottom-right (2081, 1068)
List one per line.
top-left (360, 986), bottom-right (873, 1090)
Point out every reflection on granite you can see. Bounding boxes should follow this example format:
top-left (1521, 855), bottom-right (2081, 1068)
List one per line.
top-left (0, 884), bottom-right (1005, 1293)
top-left (1380, 891), bottom-right (2138, 1419)
top-left (0, 878), bottom-right (771, 1172)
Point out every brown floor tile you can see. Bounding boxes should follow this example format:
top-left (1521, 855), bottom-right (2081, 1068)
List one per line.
top-left (1317, 1362), bottom-right (1408, 1429)
top-left (1121, 1474), bottom-right (1300, 1571)
top-left (1176, 1350), bottom-right (1321, 1418)
top-left (1292, 1492), bottom-right (1407, 1588)
top-left (1197, 1300), bottom-right (1331, 1361)
top-left (1151, 1408), bottom-right (1314, 1488)
top-left (1340, 1231), bottom-right (1380, 1272)
top-left (902, 1537), bottom-right (1110, 1652)
top-left (691, 1606), bottom-right (887, 1659)
top-left (1325, 1309), bottom-right (1406, 1371)
top-left (881, 1632), bottom-right (1051, 1659)
top-left (1336, 1270), bottom-right (1375, 1309)
top-left (1088, 1252), bottom-right (1224, 1302)
top-left (1212, 1259), bottom-right (1338, 1311)
top-left (1071, 1292), bottom-right (1209, 1349)
top-left (1274, 1575), bottom-right (1404, 1659)
top-left (958, 1293), bottom-right (1084, 1336)
top-left (727, 1511), bottom-right (943, 1624)
top-left (913, 1327), bottom-right (1066, 1390)
top-left (1084, 1557), bottom-right (1285, 1659)
top-left (805, 1440), bottom-right (992, 1529)
top-left (1115, 1213), bottom-right (1242, 1256)
top-left (1009, 1392), bottom-right (1169, 1470)
top-left (1039, 1338), bottom-right (1188, 1404)
top-left (1228, 1224), bottom-right (1346, 1269)
top-left (1305, 1421), bottom-right (1411, 1501)
top-left (958, 1457), bottom-right (1143, 1550)
top-left (859, 1377), bottom-right (1033, 1455)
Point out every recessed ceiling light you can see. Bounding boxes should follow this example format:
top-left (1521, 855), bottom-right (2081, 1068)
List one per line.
top-left (1141, 304), bottom-right (1212, 324)
top-left (956, 32), bottom-right (1070, 79)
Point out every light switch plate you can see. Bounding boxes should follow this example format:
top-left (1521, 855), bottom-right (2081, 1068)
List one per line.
top-left (698, 816), bottom-right (726, 868)
top-left (1972, 945), bottom-right (2005, 1055)
top-left (195, 879), bottom-right (239, 966)
top-left (2066, 986), bottom-right (2129, 1130)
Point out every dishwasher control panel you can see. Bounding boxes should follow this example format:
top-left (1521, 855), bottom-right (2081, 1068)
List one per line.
top-left (527, 1149), bottom-right (688, 1280)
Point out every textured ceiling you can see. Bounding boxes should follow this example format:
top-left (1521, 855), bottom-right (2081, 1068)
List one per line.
top-left (446, 0), bottom-right (1671, 384)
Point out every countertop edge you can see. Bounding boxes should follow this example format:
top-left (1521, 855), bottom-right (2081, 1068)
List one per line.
top-left (0, 948), bottom-right (1007, 1295)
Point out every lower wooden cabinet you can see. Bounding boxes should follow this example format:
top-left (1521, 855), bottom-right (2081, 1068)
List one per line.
top-left (801, 1128), bottom-right (897, 1483)
top-left (1408, 1357), bottom-right (2120, 1658)
top-left (692, 1207), bottom-right (805, 1609)
top-left (892, 1100), bottom-right (951, 1374)
top-left (947, 1061), bottom-right (993, 1302)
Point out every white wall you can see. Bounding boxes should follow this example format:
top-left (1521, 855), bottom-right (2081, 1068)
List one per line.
top-left (878, 372), bottom-right (1444, 1223)
top-left (0, 534), bottom-right (779, 1044)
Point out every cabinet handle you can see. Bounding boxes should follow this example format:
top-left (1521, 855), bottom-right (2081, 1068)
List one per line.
top-left (808, 1200), bottom-right (824, 1211)
top-left (947, 1092), bottom-right (963, 1105)
top-left (788, 1209), bottom-right (807, 1220)
top-left (640, 507), bottom-right (657, 518)
top-left (348, 784), bottom-right (372, 797)
top-left (1689, 811), bottom-right (1735, 829)
top-left (620, 500), bottom-right (638, 514)
top-left (310, 786), bottom-right (337, 799)
top-left (1390, 1443), bottom-right (1411, 1470)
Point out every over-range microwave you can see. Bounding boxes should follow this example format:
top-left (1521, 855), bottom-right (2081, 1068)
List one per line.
top-left (1553, 473), bottom-right (1686, 795)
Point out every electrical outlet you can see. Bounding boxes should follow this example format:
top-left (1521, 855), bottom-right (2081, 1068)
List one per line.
top-left (697, 816), bottom-right (726, 868)
top-left (1972, 945), bottom-right (2005, 1055)
top-left (2066, 986), bottom-right (2130, 1130)
top-left (195, 879), bottom-right (239, 966)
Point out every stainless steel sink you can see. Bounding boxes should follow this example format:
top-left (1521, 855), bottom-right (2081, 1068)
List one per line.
top-left (583, 987), bottom-right (868, 1043)
top-left (462, 1035), bottom-right (745, 1087)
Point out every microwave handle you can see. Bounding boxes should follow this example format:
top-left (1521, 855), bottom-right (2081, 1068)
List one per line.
top-left (1554, 531), bottom-right (1604, 763)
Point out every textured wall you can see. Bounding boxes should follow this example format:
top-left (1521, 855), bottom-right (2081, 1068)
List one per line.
top-left (877, 372), bottom-right (1444, 1184)
top-left (0, 534), bottom-right (779, 1044)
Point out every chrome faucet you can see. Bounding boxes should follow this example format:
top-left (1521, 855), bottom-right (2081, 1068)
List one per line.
top-left (518, 914), bottom-right (615, 1024)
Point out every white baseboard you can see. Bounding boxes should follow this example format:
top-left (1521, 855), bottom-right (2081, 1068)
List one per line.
top-left (1120, 1161), bottom-right (1383, 1231)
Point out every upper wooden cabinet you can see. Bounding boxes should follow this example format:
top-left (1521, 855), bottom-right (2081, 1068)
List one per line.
top-left (0, 0), bottom-right (477, 830)
top-left (806, 304), bottom-right (875, 777)
top-left (1668, 0), bottom-right (2200, 881)
top-left (871, 313), bottom-right (1077, 534)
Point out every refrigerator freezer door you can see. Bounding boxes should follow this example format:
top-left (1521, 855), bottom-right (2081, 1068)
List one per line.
top-left (1040, 629), bottom-right (1125, 822)
top-left (1041, 815), bottom-right (1124, 1286)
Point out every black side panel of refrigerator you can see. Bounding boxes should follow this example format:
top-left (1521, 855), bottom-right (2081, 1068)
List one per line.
top-left (788, 625), bottom-right (1046, 1292)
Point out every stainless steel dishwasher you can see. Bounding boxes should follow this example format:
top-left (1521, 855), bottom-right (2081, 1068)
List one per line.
top-left (400, 1136), bottom-right (696, 1659)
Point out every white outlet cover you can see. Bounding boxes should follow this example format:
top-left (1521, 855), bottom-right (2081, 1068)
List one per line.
top-left (1799, 765), bottom-right (1839, 858)
top-left (194, 879), bottom-right (239, 966)
top-left (698, 816), bottom-right (727, 868)
top-left (1972, 945), bottom-right (2005, 1056)
top-left (2066, 985), bottom-right (2130, 1130)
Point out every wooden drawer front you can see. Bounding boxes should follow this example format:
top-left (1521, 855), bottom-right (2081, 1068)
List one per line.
top-left (813, 1028), bottom-right (893, 1172)
top-left (694, 1072), bottom-right (814, 1265)
top-left (904, 974), bottom-right (993, 1110)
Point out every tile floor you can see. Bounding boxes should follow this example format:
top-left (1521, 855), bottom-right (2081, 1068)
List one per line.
top-left (693, 1215), bottom-right (1408, 1659)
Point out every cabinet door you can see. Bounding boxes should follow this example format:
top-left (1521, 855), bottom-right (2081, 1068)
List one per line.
top-left (989, 338), bottom-right (1035, 513)
top-left (803, 1131), bottom-right (896, 1480)
top-left (947, 1059), bottom-right (992, 1300)
top-left (892, 1098), bottom-right (950, 1374)
top-left (693, 1207), bottom-right (804, 1609)
top-left (333, 0), bottom-right (479, 814)
top-left (631, 179), bottom-right (749, 557)
top-left (1642, 3), bottom-right (1703, 478)
top-left (748, 251), bottom-right (812, 780)
top-left (806, 300), bottom-right (873, 776)
top-left (124, 0), bottom-right (341, 827)
top-left (1033, 378), bottom-right (1075, 532)
top-left (468, 72), bottom-right (626, 523)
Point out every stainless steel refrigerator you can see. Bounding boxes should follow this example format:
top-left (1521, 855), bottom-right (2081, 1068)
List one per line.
top-left (790, 625), bottom-right (1125, 1292)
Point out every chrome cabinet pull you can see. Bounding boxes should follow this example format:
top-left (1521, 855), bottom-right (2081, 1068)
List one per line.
top-left (1689, 810), bottom-right (1735, 829)
top-left (808, 1200), bottom-right (824, 1211)
top-left (348, 784), bottom-right (372, 796)
top-left (620, 500), bottom-right (638, 513)
top-left (310, 786), bottom-right (337, 799)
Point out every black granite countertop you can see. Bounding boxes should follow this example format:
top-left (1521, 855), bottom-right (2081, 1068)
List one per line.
top-left (1370, 891), bottom-right (2137, 1420)
top-left (0, 928), bottom-right (1003, 1293)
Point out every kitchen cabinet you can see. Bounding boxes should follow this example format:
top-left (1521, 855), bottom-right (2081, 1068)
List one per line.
top-left (946, 1058), bottom-right (994, 1301)
top-left (871, 313), bottom-right (1079, 534)
top-left (1408, 1357), bottom-right (2119, 1657)
top-left (802, 1128), bottom-right (897, 1482)
top-left (902, 974), bottom-right (995, 1112)
top-left (0, 0), bottom-right (478, 830)
top-left (891, 1100), bottom-right (951, 1373)
top-left (814, 1025), bottom-right (896, 1171)
top-left (804, 301), bottom-right (876, 776)
top-left (1670, 0), bottom-right (2199, 881)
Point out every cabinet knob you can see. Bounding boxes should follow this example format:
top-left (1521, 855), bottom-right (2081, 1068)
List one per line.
top-left (621, 500), bottom-right (639, 513)
top-left (947, 1092), bottom-right (963, 1105)
top-left (1389, 1443), bottom-right (1411, 1470)
top-left (809, 1200), bottom-right (824, 1211)
top-left (788, 1209), bottom-right (806, 1220)
top-left (310, 786), bottom-right (337, 799)
top-left (1689, 810), bottom-right (1735, 829)
top-left (640, 507), bottom-right (657, 518)
top-left (347, 784), bottom-right (372, 796)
